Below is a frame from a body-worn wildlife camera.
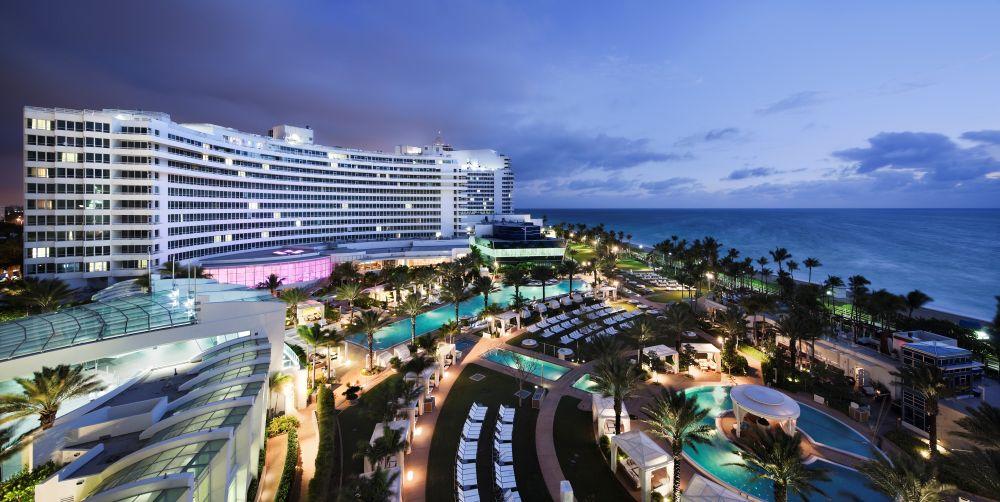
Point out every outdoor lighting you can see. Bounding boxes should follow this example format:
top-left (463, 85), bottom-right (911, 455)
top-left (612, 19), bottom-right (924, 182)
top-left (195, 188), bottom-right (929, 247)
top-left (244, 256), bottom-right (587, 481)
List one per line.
top-left (612, 246), bottom-right (619, 253)
top-left (705, 272), bottom-right (715, 280)
top-left (717, 336), bottom-right (724, 344)
top-left (976, 329), bottom-right (990, 340)
top-left (407, 470), bottom-right (414, 481)
top-left (415, 426), bottom-right (423, 436)
top-left (827, 289), bottom-right (834, 296)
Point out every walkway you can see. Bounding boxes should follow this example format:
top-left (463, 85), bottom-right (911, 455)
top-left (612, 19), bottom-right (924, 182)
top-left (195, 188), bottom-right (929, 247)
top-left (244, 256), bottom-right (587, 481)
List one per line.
top-left (295, 404), bottom-right (317, 502)
top-left (257, 433), bottom-right (289, 502)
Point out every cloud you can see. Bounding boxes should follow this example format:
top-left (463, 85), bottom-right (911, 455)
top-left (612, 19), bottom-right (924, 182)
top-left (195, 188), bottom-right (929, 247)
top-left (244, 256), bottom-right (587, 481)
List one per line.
top-left (724, 167), bottom-right (779, 181)
top-left (755, 91), bottom-right (825, 115)
top-left (960, 130), bottom-right (1000, 145)
top-left (833, 131), bottom-right (1000, 182)
top-left (639, 177), bottom-right (702, 193)
top-left (675, 127), bottom-right (742, 146)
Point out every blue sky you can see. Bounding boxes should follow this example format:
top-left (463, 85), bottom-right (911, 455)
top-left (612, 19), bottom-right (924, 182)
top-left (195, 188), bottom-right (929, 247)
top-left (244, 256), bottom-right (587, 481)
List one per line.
top-left (2, 1), bottom-right (998, 207)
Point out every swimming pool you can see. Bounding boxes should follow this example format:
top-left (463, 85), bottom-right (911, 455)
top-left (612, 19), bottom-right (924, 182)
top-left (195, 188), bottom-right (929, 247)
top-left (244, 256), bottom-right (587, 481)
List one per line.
top-left (571, 373), bottom-right (598, 393)
top-left (682, 385), bottom-right (888, 502)
top-left (481, 349), bottom-right (571, 381)
top-left (347, 280), bottom-right (586, 350)
top-left (455, 337), bottom-right (477, 354)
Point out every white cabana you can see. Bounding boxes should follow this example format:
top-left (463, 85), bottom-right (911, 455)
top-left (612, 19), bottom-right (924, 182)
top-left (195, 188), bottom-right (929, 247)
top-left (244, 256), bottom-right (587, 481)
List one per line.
top-left (683, 342), bottom-right (722, 371)
top-left (730, 384), bottom-right (800, 437)
top-left (375, 350), bottom-right (395, 368)
top-left (407, 362), bottom-right (442, 398)
top-left (519, 308), bottom-right (532, 319)
top-left (592, 394), bottom-right (630, 436)
top-left (547, 299), bottom-right (561, 310)
top-left (594, 285), bottom-right (618, 300)
top-left (393, 345), bottom-right (412, 362)
top-left (682, 474), bottom-right (745, 502)
top-left (365, 420), bottom-right (412, 473)
top-left (560, 295), bottom-right (574, 306)
top-left (535, 302), bottom-right (548, 314)
top-left (492, 311), bottom-right (522, 336)
top-left (645, 344), bottom-right (680, 373)
top-left (437, 342), bottom-right (457, 367)
top-left (610, 430), bottom-right (673, 502)
top-left (296, 299), bottom-right (325, 325)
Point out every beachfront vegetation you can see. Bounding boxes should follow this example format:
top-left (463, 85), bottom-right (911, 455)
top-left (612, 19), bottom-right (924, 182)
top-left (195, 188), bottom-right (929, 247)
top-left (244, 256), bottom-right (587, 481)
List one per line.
top-left (0, 364), bottom-right (106, 430)
top-left (642, 386), bottom-right (715, 501)
top-left (727, 429), bottom-right (830, 502)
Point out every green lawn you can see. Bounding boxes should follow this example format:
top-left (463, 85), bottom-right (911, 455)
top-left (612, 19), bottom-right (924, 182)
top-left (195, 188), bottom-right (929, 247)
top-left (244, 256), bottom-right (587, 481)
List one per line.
top-left (336, 374), bottom-right (402, 479)
top-left (567, 242), bottom-right (596, 263)
top-left (553, 396), bottom-right (634, 502)
top-left (643, 290), bottom-right (687, 303)
top-left (614, 258), bottom-right (648, 270)
top-left (426, 364), bottom-right (551, 502)
top-left (738, 345), bottom-right (768, 363)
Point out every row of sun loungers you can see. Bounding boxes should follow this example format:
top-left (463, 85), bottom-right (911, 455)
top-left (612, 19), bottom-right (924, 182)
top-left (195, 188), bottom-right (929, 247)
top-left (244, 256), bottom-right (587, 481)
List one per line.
top-left (456, 403), bottom-right (490, 499)
top-left (494, 405), bottom-right (520, 501)
top-left (557, 309), bottom-right (644, 346)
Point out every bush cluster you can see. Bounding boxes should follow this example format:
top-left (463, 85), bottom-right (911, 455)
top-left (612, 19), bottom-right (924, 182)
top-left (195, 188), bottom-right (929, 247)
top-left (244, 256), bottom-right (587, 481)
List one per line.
top-left (0, 462), bottom-right (60, 502)
top-left (267, 415), bottom-right (301, 438)
top-left (275, 428), bottom-right (300, 502)
top-left (308, 385), bottom-right (338, 502)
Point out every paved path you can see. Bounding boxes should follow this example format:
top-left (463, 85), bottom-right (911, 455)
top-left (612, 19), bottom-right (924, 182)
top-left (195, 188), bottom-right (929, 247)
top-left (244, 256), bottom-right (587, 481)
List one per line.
top-left (257, 433), bottom-right (289, 502)
top-left (295, 404), bottom-right (318, 502)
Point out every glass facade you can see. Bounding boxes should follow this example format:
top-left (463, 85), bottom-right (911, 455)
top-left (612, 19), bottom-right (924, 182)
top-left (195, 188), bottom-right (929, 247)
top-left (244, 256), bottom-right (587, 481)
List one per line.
top-left (204, 256), bottom-right (333, 288)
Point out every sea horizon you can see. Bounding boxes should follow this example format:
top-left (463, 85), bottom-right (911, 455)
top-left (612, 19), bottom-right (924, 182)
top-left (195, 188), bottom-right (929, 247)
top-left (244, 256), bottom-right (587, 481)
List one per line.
top-left (526, 207), bottom-right (1000, 321)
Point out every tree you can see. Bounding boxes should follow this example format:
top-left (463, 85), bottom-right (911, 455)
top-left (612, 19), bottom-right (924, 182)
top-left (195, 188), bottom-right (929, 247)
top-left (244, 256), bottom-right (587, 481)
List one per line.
top-left (559, 259), bottom-right (581, 293)
top-left (530, 264), bottom-right (556, 301)
top-left (440, 273), bottom-right (467, 324)
top-left (643, 387), bottom-right (715, 501)
top-left (334, 283), bottom-right (363, 322)
top-left (590, 355), bottom-right (642, 435)
top-left (952, 402), bottom-right (1000, 449)
top-left (257, 273), bottom-right (284, 296)
top-left (396, 292), bottom-right (426, 346)
top-left (329, 261), bottom-right (360, 286)
top-left (727, 429), bottom-right (829, 502)
top-left (858, 452), bottom-right (955, 502)
top-left (785, 260), bottom-right (799, 281)
top-left (625, 316), bottom-right (656, 363)
top-left (354, 425), bottom-right (408, 471)
top-left (346, 467), bottom-right (400, 502)
top-left (0, 365), bottom-right (107, 430)
top-left (268, 372), bottom-right (293, 414)
top-left (945, 400), bottom-right (1000, 495)
top-left (296, 323), bottom-right (323, 387)
top-left (582, 334), bottom-right (625, 364)
top-left (472, 275), bottom-right (493, 308)
top-left (661, 302), bottom-right (696, 353)
top-left (383, 265), bottom-right (410, 306)
top-left (802, 257), bottom-right (821, 284)
top-left (4, 277), bottom-right (75, 313)
top-left (500, 264), bottom-right (529, 300)
top-left (352, 311), bottom-right (388, 373)
top-left (316, 327), bottom-right (345, 383)
top-left (892, 364), bottom-right (950, 477)
top-left (847, 275), bottom-right (871, 335)
top-left (904, 290), bottom-right (933, 318)
top-left (769, 247), bottom-right (792, 273)
top-left (279, 288), bottom-right (310, 324)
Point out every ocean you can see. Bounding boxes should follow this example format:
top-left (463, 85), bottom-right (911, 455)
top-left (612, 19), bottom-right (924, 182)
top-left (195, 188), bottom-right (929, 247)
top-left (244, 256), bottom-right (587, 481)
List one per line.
top-left (525, 208), bottom-right (1000, 321)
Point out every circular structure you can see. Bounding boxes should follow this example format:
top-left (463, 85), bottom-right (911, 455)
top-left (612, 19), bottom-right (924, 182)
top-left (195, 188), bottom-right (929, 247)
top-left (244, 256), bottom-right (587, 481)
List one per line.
top-left (730, 384), bottom-right (800, 438)
top-left (744, 385), bottom-right (786, 407)
top-left (557, 347), bottom-right (574, 360)
top-left (521, 338), bottom-right (538, 348)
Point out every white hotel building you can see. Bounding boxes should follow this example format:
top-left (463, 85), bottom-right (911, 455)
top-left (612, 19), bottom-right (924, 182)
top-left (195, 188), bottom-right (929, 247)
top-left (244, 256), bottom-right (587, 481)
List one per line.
top-left (23, 107), bottom-right (513, 287)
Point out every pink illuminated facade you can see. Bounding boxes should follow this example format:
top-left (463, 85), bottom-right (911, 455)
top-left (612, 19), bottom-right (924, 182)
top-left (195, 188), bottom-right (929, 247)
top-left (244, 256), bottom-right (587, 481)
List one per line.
top-left (204, 256), bottom-right (333, 289)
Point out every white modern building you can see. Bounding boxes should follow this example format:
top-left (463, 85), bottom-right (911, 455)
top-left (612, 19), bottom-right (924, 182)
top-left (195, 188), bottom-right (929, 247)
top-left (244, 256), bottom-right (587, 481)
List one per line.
top-left (22, 107), bottom-right (513, 287)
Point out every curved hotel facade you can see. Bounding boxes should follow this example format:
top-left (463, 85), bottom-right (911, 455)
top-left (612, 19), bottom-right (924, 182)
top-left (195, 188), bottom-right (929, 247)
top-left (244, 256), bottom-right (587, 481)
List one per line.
top-left (23, 107), bottom-right (513, 287)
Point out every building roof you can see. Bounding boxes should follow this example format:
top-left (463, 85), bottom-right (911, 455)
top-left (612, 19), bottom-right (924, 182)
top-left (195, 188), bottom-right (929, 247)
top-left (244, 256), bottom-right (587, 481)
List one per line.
top-left (730, 385), bottom-right (800, 420)
top-left (904, 341), bottom-right (971, 358)
top-left (611, 430), bottom-right (672, 469)
top-left (0, 278), bottom-right (275, 363)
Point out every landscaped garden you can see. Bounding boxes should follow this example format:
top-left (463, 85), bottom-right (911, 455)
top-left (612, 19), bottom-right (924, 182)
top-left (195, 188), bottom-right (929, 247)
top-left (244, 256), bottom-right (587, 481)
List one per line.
top-left (552, 396), bottom-right (634, 501)
top-left (426, 364), bottom-right (550, 502)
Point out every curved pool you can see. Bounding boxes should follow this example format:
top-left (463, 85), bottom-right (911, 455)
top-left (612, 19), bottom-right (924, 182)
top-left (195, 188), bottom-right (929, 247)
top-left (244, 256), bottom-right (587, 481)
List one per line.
top-left (348, 280), bottom-right (586, 350)
top-left (682, 385), bottom-right (887, 502)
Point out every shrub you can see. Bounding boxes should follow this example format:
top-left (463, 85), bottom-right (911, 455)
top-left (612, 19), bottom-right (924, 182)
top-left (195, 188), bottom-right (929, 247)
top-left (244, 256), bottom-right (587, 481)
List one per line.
top-left (289, 344), bottom-right (307, 367)
top-left (0, 462), bottom-right (60, 502)
top-left (598, 434), bottom-right (611, 460)
top-left (343, 385), bottom-right (361, 401)
top-left (275, 428), bottom-right (299, 502)
top-left (308, 385), bottom-right (338, 502)
top-left (651, 491), bottom-right (665, 502)
top-left (267, 415), bottom-right (301, 438)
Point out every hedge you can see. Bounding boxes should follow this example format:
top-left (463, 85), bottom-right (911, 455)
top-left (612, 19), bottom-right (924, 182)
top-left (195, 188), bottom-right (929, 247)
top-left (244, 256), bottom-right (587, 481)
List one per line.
top-left (0, 462), bottom-right (60, 502)
top-left (268, 415), bottom-right (301, 438)
top-left (275, 428), bottom-right (300, 502)
top-left (308, 385), bottom-right (338, 502)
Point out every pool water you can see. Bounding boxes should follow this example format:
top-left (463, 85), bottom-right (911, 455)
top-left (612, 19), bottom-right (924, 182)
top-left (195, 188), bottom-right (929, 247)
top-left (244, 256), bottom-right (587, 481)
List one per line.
top-left (348, 280), bottom-right (586, 350)
top-left (482, 349), bottom-right (571, 381)
top-left (572, 373), bottom-right (598, 393)
top-left (682, 386), bottom-right (888, 502)
top-left (455, 337), bottom-right (477, 354)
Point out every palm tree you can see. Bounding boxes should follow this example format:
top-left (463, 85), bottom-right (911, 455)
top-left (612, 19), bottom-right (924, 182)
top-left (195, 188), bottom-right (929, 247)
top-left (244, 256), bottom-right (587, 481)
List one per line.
top-left (643, 387), bottom-right (715, 501)
top-left (769, 247), bottom-right (792, 273)
top-left (4, 277), bottom-right (76, 313)
top-left (354, 425), bottom-right (408, 471)
top-left (802, 257), bottom-right (821, 283)
top-left (559, 259), bottom-right (580, 293)
top-left (590, 355), bottom-right (642, 435)
top-left (530, 264), bottom-right (556, 301)
top-left (858, 452), bottom-right (955, 502)
top-left (472, 275), bottom-right (493, 308)
top-left (847, 275), bottom-right (871, 328)
top-left (661, 302), bottom-right (696, 353)
top-left (625, 316), bottom-right (657, 363)
top-left (727, 429), bottom-right (829, 502)
top-left (439, 319), bottom-right (461, 345)
top-left (347, 466), bottom-right (400, 502)
top-left (720, 306), bottom-right (748, 350)
top-left (501, 264), bottom-right (529, 299)
top-left (334, 283), bottom-right (363, 322)
top-left (0, 365), bottom-right (107, 429)
top-left (892, 364), bottom-right (949, 477)
top-left (953, 402), bottom-right (1000, 449)
top-left (296, 323), bottom-right (323, 386)
top-left (279, 288), bottom-right (310, 324)
top-left (316, 327), bottom-right (345, 383)
top-left (583, 334), bottom-right (624, 363)
top-left (353, 310), bottom-right (388, 373)
top-left (396, 292), bottom-right (426, 346)
top-left (268, 372), bottom-right (293, 414)
top-left (785, 260), bottom-right (799, 281)
top-left (440, 273), bottom-right (467, 324)
top-left (256, 273), bottom-right (284, 296)
top-left (481, 303), bottom-right (505, 336)
top-left (904, 290), bottom-right (933, 318)
top-left (329, 261), bottom-right (360, 286)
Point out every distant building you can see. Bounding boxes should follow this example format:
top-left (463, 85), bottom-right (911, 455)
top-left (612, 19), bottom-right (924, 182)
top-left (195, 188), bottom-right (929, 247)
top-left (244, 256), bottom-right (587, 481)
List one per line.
top-left (32, 334), bottom-right (271, 502)
top-left (899, 340), bottom-right (984, 436)
top-left (2, 205), bottom-right (23, 224)
top-left (467, 215), bottom-right (566, 266)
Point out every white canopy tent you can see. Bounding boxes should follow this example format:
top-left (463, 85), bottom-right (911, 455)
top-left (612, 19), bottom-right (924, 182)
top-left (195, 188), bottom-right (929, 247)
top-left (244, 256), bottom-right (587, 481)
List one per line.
top-left (645, 344), bottom-right (680, 373)
top-left (683, 342), bottom-right (722, 371)
top-left (492, 311), bottom-right (521, 336)
top-left (610, 430), bottom-right (673, 502)
top-left (547, 299), bottom-right (561, 310)
top-left (592, 394), bottom-right (630, 436)
top-left (682, 474), bottom-right (745, 501)
top-left (437, 342), bottom-right (457, 367)
top-left (730, 384), bottom-right (800, 437)
top-left (365, 420), bottom-right (412, 473)
top-left (594, 285), bottom-right (618, 300)
top-left (393, 345), bottom-right (412, 362)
